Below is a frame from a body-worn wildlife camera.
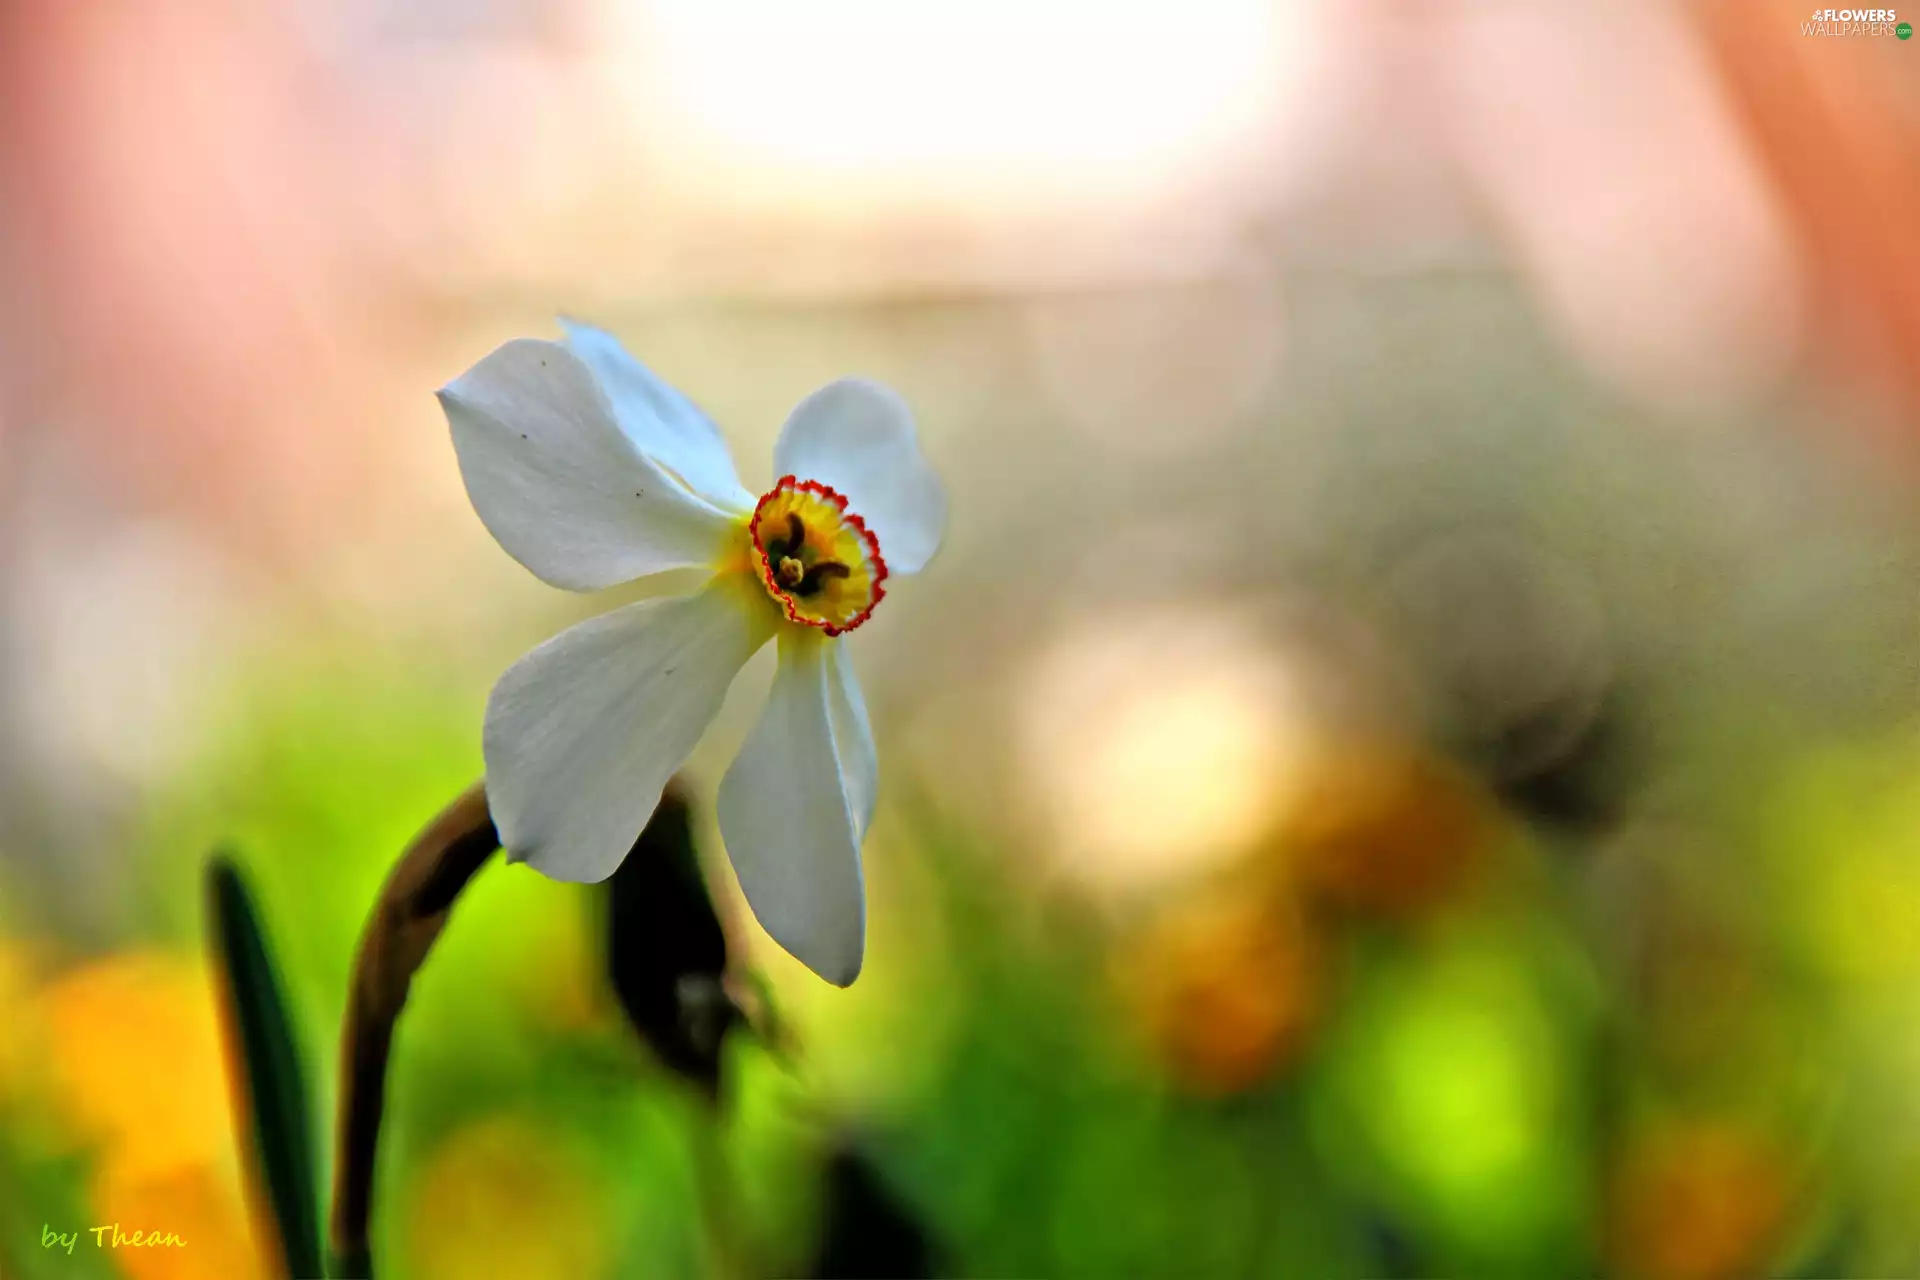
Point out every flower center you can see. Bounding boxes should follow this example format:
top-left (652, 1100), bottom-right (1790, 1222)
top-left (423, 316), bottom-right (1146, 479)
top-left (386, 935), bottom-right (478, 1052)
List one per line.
top-left (748, 477), bottom-right (888, 635)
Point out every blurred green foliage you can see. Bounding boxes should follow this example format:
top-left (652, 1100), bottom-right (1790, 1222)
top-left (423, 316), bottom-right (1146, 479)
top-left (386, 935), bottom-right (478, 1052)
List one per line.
top-left (2, 630), bottom-right (1918, 1279)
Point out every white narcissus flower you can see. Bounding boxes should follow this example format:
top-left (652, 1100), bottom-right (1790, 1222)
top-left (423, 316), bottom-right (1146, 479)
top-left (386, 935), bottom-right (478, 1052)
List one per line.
top-left (438, 321), bottom-right (945, 986)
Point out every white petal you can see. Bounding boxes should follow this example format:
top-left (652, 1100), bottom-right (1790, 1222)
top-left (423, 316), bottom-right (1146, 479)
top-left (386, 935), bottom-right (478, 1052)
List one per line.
top-left (717, 630), bottom-right (877, 986)
top-left (823, 639), bottom-right (877, 838)
top-left (484, 576), bottom-right (775, 883)
top-left (442, 338), bottom-right (743, 591)
top-left (771, 379), bottom-right (946, 576)
top-left (559, 319), bottom-right (757, 515)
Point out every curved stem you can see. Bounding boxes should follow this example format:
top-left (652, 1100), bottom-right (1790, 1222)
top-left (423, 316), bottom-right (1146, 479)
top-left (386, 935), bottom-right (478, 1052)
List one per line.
top-left (329, 781), bottom-right (498, 1278)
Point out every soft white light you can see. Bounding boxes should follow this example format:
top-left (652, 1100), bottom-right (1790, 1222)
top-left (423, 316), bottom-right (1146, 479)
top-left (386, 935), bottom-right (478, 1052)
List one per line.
top-left (1017, 611), bottom-right (1312, 893)
top-left (632, 0), bottom-right (1297, 209)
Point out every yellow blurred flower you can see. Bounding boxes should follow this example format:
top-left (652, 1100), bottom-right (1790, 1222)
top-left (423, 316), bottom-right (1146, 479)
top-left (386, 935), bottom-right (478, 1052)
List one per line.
top-left (1606, 1122), bottom-right (1793, 1280)
top-left (1277, 743), bottom-right (1494, 920)
top-left (407, 1115), bottom-right (613, 1280)
top-left (1116, 885), bottom-right (1320, 1096)
top-left (0, 940), bottom-right (45, 1101)
top-left (90, 1162), bottom-right (265, 1280)
top-left (35, 950), bottom-right (266, 1279)
top-left (40, 951), bottom-right (232, 1183)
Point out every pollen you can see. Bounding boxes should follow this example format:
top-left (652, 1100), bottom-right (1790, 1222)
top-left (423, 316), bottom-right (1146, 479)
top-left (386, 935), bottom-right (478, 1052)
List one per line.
top-left (749, 477), bottom-right (887, 635)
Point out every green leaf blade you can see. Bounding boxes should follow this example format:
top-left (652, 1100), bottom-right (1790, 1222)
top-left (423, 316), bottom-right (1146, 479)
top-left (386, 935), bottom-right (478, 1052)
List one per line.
top-left (206, 853), bottom-right (326, 1279)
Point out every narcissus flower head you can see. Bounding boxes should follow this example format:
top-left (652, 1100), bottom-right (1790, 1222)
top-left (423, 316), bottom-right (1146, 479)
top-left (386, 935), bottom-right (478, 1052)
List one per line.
top-left (439, 321), bottom-right (946, 986)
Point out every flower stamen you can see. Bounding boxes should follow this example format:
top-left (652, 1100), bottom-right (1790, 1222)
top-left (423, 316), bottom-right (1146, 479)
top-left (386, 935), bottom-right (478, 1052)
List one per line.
top-left (748, 477), bottom-right (887, 634)
top-left (767, 513), bottom-right (806, 563)
top-left (798, 560), bottom-right (851, 595)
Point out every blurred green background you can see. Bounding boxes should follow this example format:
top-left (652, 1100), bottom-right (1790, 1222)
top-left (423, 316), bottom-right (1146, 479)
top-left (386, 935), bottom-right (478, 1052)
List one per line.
top-left (5, 2), bottom-right (1920, 1277)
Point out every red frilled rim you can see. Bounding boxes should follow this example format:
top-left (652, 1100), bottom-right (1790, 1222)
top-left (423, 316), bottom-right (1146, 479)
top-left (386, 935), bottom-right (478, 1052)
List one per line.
top-left (748, 476), bottom-right (889, 636)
